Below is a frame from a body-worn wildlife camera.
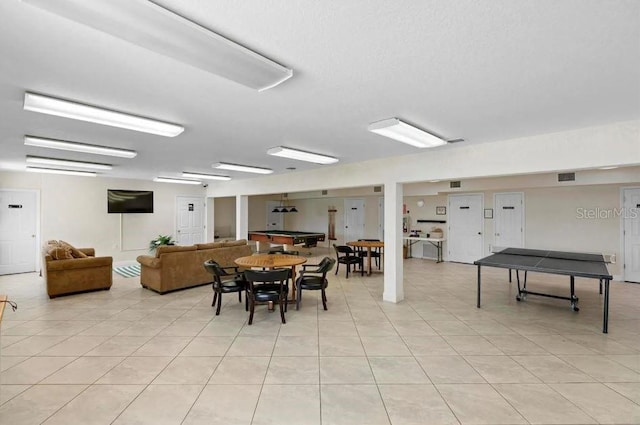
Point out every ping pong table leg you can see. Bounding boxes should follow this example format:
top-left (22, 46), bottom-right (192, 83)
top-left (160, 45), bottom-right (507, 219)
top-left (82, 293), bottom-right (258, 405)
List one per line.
top-left (509, 269), bottom-right (512, 283)
top-left (599, 279), bottom-right (603, 295)
top-left (603, 279), bottom-right (610, 333)
top-left (570, 276), bottom-right (579, 312)
top-left (477, 265), bottom-right (481, 308)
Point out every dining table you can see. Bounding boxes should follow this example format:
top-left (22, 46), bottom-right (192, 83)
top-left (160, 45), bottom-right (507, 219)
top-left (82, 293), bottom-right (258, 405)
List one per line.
top-left (346, 240), bottom-right (384, 276)
top-left (234, 253), bottom-right (307, 302)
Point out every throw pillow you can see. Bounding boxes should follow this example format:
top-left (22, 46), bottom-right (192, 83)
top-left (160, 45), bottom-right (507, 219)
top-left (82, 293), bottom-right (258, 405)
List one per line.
top-left (49, 246), bottom-right (73, 260)
top-left (59, 240), bottom-right (88, 258)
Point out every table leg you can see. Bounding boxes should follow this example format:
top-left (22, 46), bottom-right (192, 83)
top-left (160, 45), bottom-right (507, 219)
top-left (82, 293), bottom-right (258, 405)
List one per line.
top-left (290, 265), bottom-right (297, 302)
top-left (477, 265), bottom-right (481, 308)
top-left (603, 279), bottom-right (610, 333)
top-left (367, 248), bottom-right (372, 276)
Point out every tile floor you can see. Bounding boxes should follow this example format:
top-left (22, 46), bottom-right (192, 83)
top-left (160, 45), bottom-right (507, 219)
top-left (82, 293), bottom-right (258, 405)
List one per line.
top-left (1, 253), bottom-right (640, 424)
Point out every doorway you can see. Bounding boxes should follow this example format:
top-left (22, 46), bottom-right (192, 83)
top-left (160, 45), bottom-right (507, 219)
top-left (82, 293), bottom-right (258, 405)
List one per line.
top-left (176, 196), bottom-right (205, 245)
top-left (0, 189), bottom-right (39, 275)
top-left (448, 193), bottom-right (484, 263)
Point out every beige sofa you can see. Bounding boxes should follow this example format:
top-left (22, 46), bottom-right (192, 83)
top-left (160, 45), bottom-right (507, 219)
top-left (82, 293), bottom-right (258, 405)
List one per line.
top-left (136, 239), bottom-right (253, 294)
top-left (43, 246), bottom-right (113, 298)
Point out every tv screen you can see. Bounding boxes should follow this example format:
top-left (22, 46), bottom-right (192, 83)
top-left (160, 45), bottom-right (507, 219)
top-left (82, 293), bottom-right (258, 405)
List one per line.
top-left (108, 190), bottom-right (154, 213)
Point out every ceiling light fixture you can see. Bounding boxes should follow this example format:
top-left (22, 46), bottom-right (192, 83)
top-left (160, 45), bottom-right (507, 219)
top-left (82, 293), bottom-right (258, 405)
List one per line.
top-left (213, 162), bottom-right (273, 174)
top-left (368, 118), bottom-right (447, 148)
top-left (23, 92), bottom-right (184, 137)
top-left (182, 172), bottom-right (231, 181)
top-left (24, 135), bottom-right (137, 158)
top-left (599, 166), bottom-right (618, 170)
top-left (26, 156), bottom-right (112, 170)
top-left (271, 193), bottom-right (298, 213)
top-left (153, 177), bottom-right (201, 185)
top-left (267, 146), bottom-right (339, 164)
top-left (21, 0), bottom-right (293, 91)
top-left (25, 166), bottom-right (96, 177)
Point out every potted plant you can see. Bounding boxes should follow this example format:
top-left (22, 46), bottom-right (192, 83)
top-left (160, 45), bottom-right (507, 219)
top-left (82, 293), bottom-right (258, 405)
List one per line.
top-left (149, 234), bottom-right (175, 252)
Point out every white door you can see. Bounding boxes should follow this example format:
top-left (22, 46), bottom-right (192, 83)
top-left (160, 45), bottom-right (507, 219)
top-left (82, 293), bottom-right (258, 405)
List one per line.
top-left (344, 198), bottom-right (365, 242)
top-left (266, 201), bottom-right (284, 231)
top-left (623, 188), bottom-right (640, 283)
top-left (378, 197), bottom-right (384, 240)
top-left (494, 192), bottom-right (524, 250)
top-left (0, 190), bottom-right (38, 275)
top-left (176, 196), bottom-right (205, 245)
top-left (448, 194), bottom-right (484, 263)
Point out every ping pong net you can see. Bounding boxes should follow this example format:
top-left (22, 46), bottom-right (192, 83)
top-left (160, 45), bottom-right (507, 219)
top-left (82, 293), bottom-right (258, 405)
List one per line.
top-left (491, 247), bottom-right (615, 264)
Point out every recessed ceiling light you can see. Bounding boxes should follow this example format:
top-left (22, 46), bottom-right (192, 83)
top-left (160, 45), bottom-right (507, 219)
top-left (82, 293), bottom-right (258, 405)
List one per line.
top-left (24, 135), bottom-right (137, 158)
top-left (429, 180), bottom-right (440, 183)
top-left (599, 166), bottom-right (618, 170)
top-left (267, 146), bottom-right (339, 164)
top-left (182, 172), bottom-right (231, 181)
top-left (153, 177), bottom-right (201, 185)
top-left (24, 92), bottom-right (184, 137)
top-left (26, 156), bottom-right (112, 170)
top-left (25, 166), bottom-right (96, 177)
top-left (213, 162), bottom-right (273, 174)
top-left (22, 0), bottom-right (293, 91)
top-left (368, 118), bottom-right (447, 148)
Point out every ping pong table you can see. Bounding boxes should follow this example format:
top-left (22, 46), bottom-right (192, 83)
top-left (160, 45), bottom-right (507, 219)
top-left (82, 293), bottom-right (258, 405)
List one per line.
top-left (474, 248), bottom-right (613, 333)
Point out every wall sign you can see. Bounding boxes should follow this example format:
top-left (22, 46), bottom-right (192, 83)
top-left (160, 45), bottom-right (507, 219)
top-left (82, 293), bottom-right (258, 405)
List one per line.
top-left (188, 203), bottom-right (194, 211)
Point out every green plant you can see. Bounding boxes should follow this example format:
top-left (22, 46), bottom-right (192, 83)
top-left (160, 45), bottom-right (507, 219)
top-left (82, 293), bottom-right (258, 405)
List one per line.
top-left (149, 234), bottom-right (175, 252)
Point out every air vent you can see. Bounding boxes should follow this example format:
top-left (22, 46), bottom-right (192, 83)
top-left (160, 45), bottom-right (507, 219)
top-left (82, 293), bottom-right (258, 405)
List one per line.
top-left (321, 190), bottom-right (328, 196)
top-left (450, 181), bottom-right (461, 188)
top-left (558, 172), bottom-right (575, 182)
top-left (373, 186), bottom-right (382, 193)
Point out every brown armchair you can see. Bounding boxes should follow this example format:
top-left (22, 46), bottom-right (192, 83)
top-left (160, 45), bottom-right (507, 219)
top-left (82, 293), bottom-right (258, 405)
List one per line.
top-left (43, 247), bottom-right (113, 298)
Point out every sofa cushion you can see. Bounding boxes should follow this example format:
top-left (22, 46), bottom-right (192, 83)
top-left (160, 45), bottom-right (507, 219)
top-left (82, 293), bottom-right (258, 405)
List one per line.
top-left (222, 239), bottom-right (247, 247)
top-left (49, 246), bottom-right (73, 260)
top-left (196, 242), bottom-right (225, 250)
top-left (59, 240), bottom-right (88, 258)
top-left (156, 245), bottom-right (196, 257)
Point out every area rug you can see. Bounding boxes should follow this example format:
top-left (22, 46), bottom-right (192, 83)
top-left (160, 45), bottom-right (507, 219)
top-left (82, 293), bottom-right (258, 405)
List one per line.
top-left (113, 264), bottom-right (141, 278)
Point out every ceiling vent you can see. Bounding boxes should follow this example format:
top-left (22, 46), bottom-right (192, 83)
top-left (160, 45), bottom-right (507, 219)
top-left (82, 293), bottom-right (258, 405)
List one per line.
top-left (373, 186), bottom-right (382, 193)
top-left (558, 172), bottom-right (575, 182)
top-left (450, 181), bottom-right (461, 188)
top-left (321, 190), bottom-right (328, 196)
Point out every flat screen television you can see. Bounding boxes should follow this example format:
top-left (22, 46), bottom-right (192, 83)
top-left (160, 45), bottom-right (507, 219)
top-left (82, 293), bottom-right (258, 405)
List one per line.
top-left (107, 189), bottom-right (154, 213)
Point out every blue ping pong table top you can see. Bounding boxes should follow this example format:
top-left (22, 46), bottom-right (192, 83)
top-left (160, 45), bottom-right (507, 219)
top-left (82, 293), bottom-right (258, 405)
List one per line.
top-left (474, 247), bottom-right (612, 280)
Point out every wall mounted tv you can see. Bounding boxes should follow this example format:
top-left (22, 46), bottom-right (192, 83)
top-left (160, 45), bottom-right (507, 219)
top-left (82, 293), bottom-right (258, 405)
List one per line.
top-left (107, 189), bottom-right (154, 214)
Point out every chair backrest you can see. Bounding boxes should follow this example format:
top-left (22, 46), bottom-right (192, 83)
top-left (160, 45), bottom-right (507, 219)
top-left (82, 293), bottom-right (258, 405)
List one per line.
top-left (268, 249), bottom-right (300, 256)
top-left (243, 268), bottom-right (290, 291)
top-left (304, 236), bottom-right (318, 248)
top-left (318, 257), bottom-right (336, 274)
top-left (203, 260), bottom-right (222, 277)
top-left (333, 244), bottom-right (354, 255)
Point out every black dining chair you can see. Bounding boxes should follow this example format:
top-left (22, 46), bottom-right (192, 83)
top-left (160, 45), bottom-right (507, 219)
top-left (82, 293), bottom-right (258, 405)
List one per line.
top-left (203, 260), bottom-right (248, 315)
top-left (333, 244), bottom-right (364, 278)
top-left (268, 248), bottom-right (300, 255)
top-left (357, 239), bottom-right (382, 270)
top-left (296, 257), bottom-right (336, 310)
top-left (243, 268), bottom-right (290, 325)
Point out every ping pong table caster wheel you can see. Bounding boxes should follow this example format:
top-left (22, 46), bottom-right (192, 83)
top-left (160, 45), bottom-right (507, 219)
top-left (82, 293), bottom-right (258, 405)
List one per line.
top-left (516, 295), bottom-right (523, 302)
top-left (572, 306), bottom-right (580, 312)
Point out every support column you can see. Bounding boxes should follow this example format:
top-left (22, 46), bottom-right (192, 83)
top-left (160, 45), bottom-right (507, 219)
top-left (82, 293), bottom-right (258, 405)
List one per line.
top-left (236, 195), bottom-right (248, 241)
top-left (383, 181), bottom-right (404, 303)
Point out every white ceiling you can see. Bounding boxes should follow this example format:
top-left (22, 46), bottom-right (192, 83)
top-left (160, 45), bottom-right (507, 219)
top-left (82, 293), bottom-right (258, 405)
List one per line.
top-left (1, 0), bottom-right (638, 181)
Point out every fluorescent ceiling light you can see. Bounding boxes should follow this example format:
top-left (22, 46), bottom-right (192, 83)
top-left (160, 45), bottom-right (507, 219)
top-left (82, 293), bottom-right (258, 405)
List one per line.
top-left (213, 162), bottom-right (273, 174)
top-left (24, 136), bottom-right (137, 158)
top-left (154, 177), bottom-right (202, 185)
top-left (368, 118), bottom-right (447, 148)
top-left (23, 92), bottom-right (184, 137)
top-left (267, 146), bottom-right (339, 164)
top-left (22, 0), bottom-right (293, 91)
top-left (182, 172), bottom-right (231, 181)
top-left (599, 166), bottom-right (618, 170)
top-left (26, 156), bottom-right (112, 170)
top-left (25, 166), bottom-right (96, 177)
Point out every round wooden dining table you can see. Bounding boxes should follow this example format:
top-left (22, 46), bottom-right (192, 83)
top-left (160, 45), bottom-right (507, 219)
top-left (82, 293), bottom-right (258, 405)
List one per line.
top-left (346, 240), bottom-right (384, 276)
top-left (234, 253), bottom-right (307, 301)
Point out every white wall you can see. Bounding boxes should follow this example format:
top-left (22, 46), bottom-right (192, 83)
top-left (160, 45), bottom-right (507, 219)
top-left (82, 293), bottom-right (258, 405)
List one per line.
top-left (0, 170), bottom-right (206, 262)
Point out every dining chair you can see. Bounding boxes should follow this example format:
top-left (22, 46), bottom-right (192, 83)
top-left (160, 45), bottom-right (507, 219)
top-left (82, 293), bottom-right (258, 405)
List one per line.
top-left (358, 239), bottom-right (382, 270)
top-left (268, 248), bottom-right (300, 255)
top-left (295, 257), bottom-right (336, 310)
top-left (333, 244), bottom-right (364, 278)
top-left (243, 268), bottom-right (290, 325)
top-left (203, 260), bottom-right (247, 315)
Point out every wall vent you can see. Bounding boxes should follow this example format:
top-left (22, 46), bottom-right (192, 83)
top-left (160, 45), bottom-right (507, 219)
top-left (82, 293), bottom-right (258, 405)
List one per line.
top-left (321, 190), bottom-right (328, 196)
top-left (373, 186), bottom-right (382, 193)
top-left (558, 172), bottom-right (575, 182)
top-left (450, 181), bottom-right (461, 188)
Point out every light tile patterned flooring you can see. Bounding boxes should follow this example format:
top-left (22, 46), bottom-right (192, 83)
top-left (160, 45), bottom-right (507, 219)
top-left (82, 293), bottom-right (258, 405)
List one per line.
top-left (1, 254), bottom-right (640, 424)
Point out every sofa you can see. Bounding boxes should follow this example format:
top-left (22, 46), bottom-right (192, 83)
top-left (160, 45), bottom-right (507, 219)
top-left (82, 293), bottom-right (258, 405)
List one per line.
top-left (136, 239), bottom-right (253, 294)
top-left (43, 242), bottom-right (113, 298)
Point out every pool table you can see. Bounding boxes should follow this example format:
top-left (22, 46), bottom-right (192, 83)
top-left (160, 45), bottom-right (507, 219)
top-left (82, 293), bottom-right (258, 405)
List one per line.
top-left (248, 230), bottom-right (326, 252)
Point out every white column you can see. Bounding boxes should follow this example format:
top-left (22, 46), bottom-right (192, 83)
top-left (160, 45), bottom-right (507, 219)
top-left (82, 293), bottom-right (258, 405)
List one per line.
top-left (236, 195), bottom-right (248, 241)
top-left (383, 181), bottom-right (404, 302)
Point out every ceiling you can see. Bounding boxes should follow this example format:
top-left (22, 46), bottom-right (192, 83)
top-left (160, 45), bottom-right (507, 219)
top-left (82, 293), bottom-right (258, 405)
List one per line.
top-left (1, 0), bottom-right (638, 181)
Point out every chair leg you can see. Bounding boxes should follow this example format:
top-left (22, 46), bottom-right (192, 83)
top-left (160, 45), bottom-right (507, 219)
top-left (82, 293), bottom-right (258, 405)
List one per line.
top-left (335, 262), bottom-right (339, 275)
top-left (215, 291), bottom-right (222, 315)
top-left (279, 297), bottom-right (286, 324)
top-left (238, 291), bottom-right (242, 303)
top-left (248, 297), bottom-right (255, 325)
top-left (346, 264), bottom-right (350, 279)
top-left (212, 291), bottom-right (217, 307)
top-left (360, 262), bottom-right (364, 276)
top-left (296, 283), bottom-right (302, 310)
top-left (244, 289), bottom-right (249, 311)
top-left (321, 289), bottom-right (328, 310)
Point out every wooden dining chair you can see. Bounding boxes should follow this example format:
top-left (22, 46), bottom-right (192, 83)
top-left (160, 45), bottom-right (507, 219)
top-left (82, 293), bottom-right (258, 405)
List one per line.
top-left (243, 268), bottom-right (290, 325)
